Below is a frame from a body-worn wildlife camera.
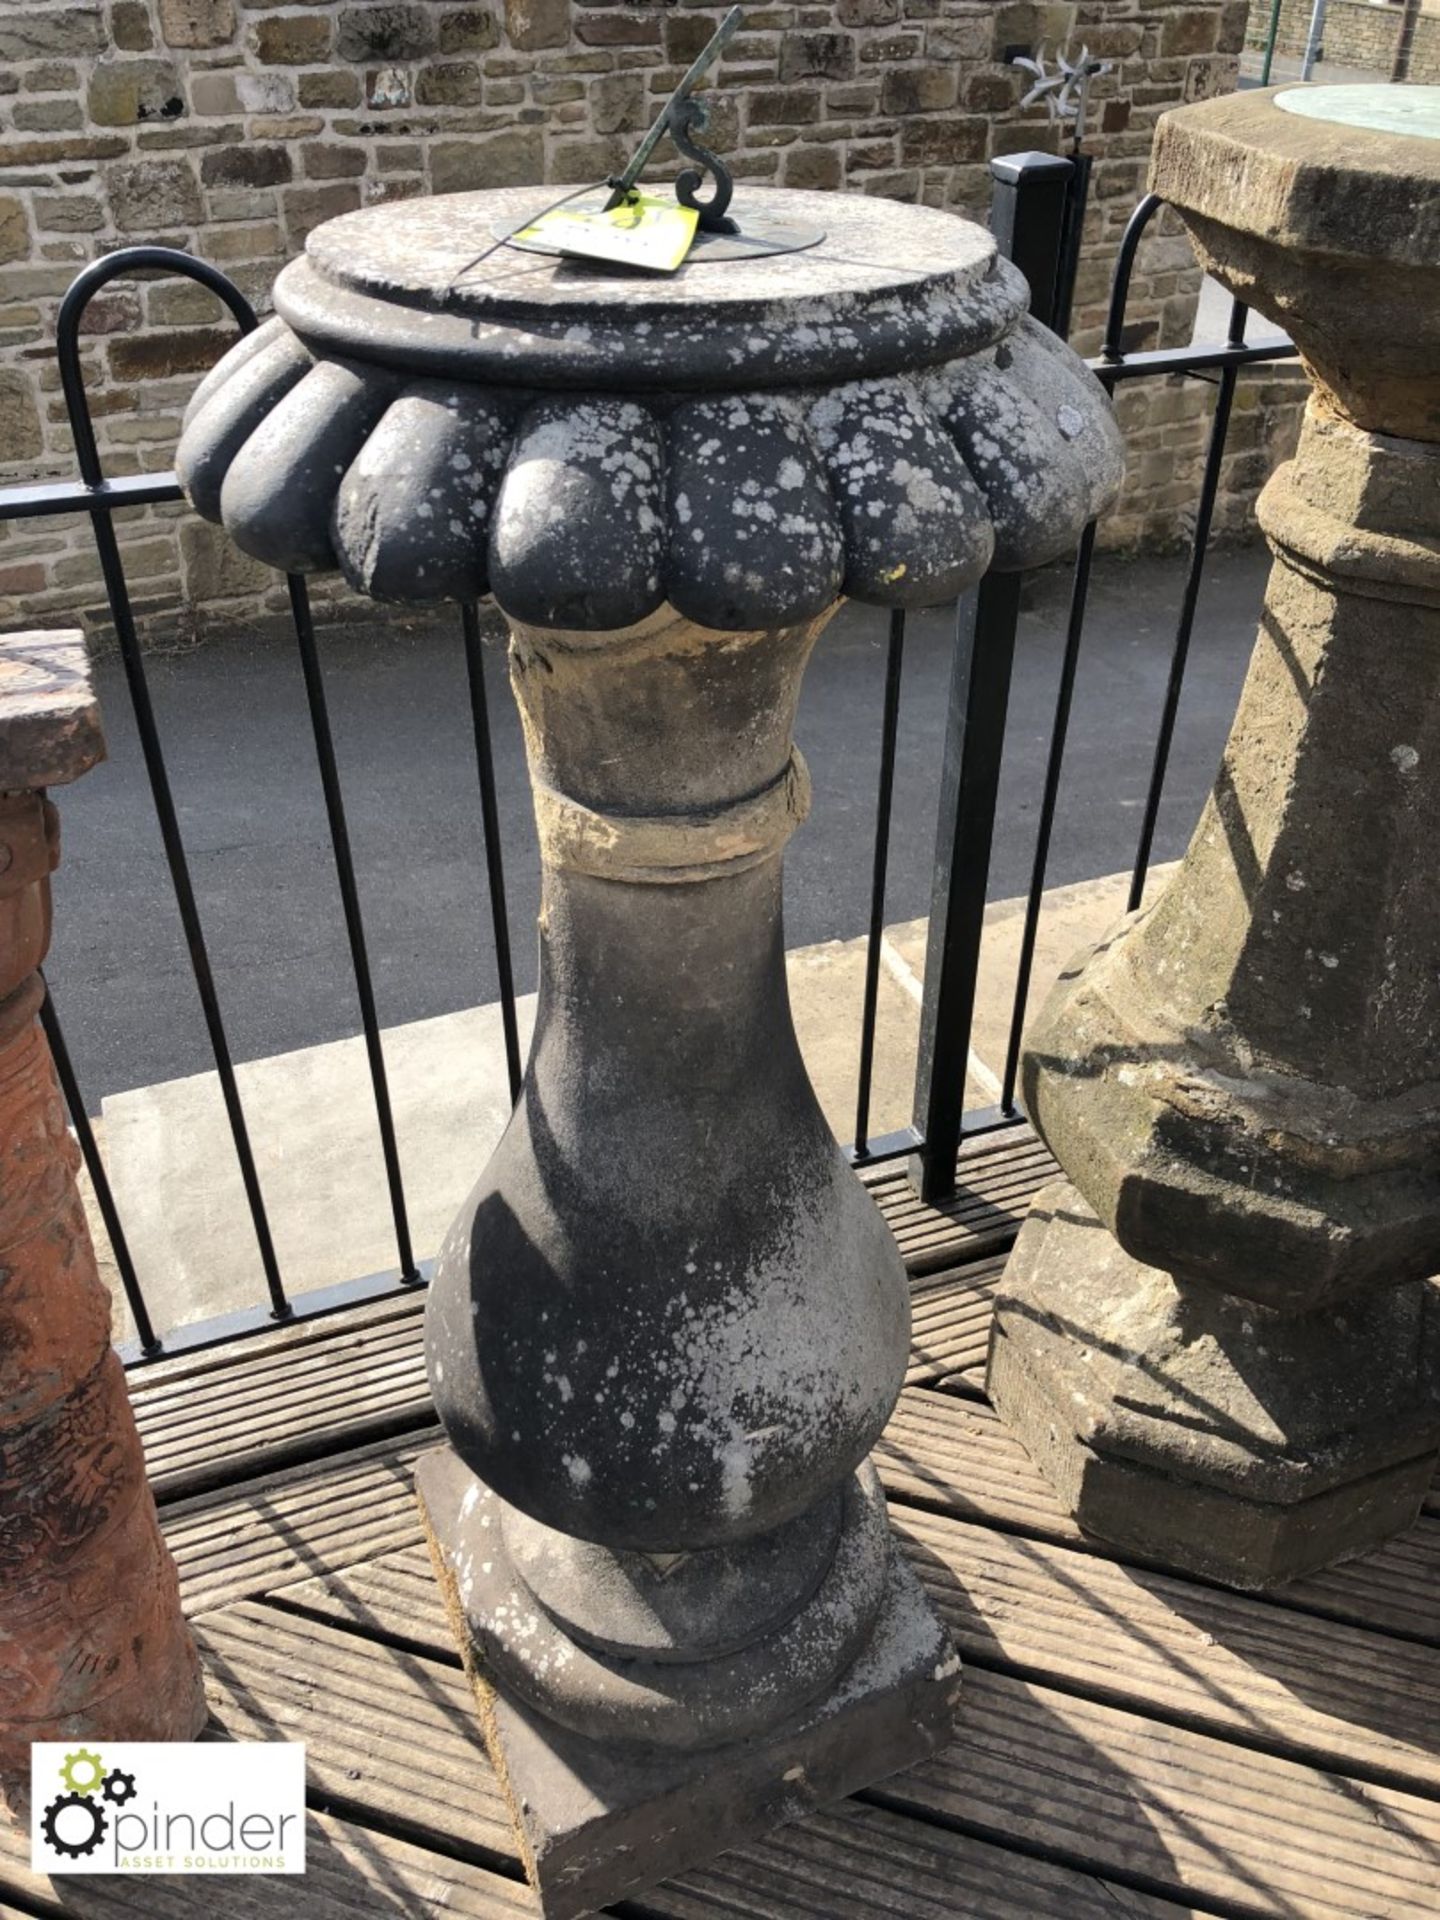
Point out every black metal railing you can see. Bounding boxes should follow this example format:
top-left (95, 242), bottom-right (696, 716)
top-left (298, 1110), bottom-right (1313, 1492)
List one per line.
top-left (0, 152), bottom-right (1299, 1359)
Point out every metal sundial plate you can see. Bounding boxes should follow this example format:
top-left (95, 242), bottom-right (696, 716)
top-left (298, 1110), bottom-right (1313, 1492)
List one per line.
top-left (496, 196), bottom-right (825, 265)
top-left (1275, 83), bottom-right (1440, 141)
top-left (687, 212), bottom-right (827, 262)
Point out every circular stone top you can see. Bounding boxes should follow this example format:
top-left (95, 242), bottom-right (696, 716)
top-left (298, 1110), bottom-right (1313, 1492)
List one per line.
top-left (276, 185), bottom-right (1010, 393)
top-left (1275, 81), bottom-right (1440, 140)
top-left (1150, 87), bottom-right (1440, 436)
top-left (176, 186), bottom-right (1124, 632)
top-left (1151, 86), bottom-right (1440, 269)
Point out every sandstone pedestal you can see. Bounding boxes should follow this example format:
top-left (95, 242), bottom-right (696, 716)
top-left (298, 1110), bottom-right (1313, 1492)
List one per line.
top-left (177, 182), bottom-right (1123, 1913)
top-left (0, 631), bottom-right (205, 1802)
top-left (988, 86), bottom-right (1440, 1591)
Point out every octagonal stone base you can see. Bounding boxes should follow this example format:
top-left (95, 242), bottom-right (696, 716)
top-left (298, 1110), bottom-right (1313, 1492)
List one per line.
top-left (1022, 921), bottom-right (1440, 1316)
top-left (987, 1183), bottom-right (1440, 1590)
top-left (417, 1447), bottom-right (960, 1919)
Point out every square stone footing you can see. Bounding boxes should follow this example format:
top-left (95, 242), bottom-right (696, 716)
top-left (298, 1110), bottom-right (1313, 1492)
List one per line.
top-left (416, 1448), bottom-right (961, 1920)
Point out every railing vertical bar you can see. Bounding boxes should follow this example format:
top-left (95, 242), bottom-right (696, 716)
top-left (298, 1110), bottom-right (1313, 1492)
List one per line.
top-left (286, 573), bottom-right (420, 1283)
top-left (40, 975), bottom-right (161, 1356)
top-left (1102, 193), bottom-right (1165, 364)
top-left (1000, 517), bottom-right (1099, 1111)
top-left (88, 510), bottom-right (290, 1318)
top-left (461, 603), bottom-right (523, 1102)
top-left (54, 250), bottom-right (288, 1322)
top-left (1127, 354), bottom-right (1241, 912)
top-left (852, 608), bottom-right (906, 1156)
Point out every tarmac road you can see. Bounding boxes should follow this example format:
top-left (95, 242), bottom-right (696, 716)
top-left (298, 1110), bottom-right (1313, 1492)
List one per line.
top-left (47, 544), bottom-right (1269, 1108)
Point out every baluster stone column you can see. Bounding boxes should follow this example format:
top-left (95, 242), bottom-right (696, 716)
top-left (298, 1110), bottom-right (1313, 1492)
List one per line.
top-left (988, 87), bottom-right (1440, 1590)
top-left (0, 631), bottom-right (205, 1801)
top-left (175, 182), bottom-right (1123, 1914)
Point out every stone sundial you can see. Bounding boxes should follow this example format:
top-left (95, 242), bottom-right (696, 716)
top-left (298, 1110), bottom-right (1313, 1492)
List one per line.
top-left (988, 83), bottom-right (1440, 1592)
top-left (176, 165), bottom-right (1122, 1915)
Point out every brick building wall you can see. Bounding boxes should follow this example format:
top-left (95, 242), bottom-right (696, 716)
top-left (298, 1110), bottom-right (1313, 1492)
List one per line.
top-left (1246, 0), bottom-right (1440, 79)
top-left (0, 0), bottom-right (1267, 643)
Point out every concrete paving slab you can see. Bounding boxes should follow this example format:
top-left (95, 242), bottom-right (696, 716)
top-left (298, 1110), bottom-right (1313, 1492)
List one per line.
top-left (95, 865), bottom-right (1173, 1347)
top-left (882, 862), bottom-right (1179, 1107)
top-left (99, 935), bottom-right (931, 1346)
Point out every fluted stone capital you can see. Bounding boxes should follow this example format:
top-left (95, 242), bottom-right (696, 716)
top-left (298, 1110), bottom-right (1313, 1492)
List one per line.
top-left (176, 185), bottom-right (1122, 627)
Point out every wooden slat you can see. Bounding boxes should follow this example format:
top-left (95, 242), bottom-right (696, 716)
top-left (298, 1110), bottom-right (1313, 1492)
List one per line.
top-left (871, 1133), bottom-right (1056, 1273)
top-left (273, 1489), bottom-right (1440, 1802)
top-left (128, 1130), bottom-right (1055, 1504)
top-left (128, 1289), bottom-right (424, 1396)
top-left (896, 1505), bottom-right (1440, 1795)
top-left (165, 1383), bottom-right (1440, 1655)
top-left (906, 1259), bottom-right (1003, 1387)
top-left (164, 1429), bottom-right (437, 1616)
top-left (0, 1801), bottom-right (531, 1917)
top-left (648, 1800), bottom-right (1186, 1920)
top-left (877, 1391), bottom-right (1440, 1645)
top-left (892, 1666), bottom-right (1440, 1920)
top-left (132, 1300), bottom-right (433, 1502)
top-left (869, 1138), bottom-right (1054, 1226)
top-left (257, 1563), bottom-right (1440, 1920)
top-left (195, 1603), bottom-right (1188, 1920)
top-left (195, 1605), bottom-right (517, 1863)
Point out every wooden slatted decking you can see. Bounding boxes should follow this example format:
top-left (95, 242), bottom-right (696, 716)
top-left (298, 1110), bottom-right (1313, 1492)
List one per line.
top-left (7, 1125), bottom-right (1439, 1920)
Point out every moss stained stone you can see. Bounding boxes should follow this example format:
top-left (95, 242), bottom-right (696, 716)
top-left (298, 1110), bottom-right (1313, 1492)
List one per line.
top-left (989, 87), bottom-right (1440, 1593)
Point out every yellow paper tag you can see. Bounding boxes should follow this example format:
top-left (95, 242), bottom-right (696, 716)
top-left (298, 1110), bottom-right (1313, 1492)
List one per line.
top-left (516, 194), bottom-right (700, 274)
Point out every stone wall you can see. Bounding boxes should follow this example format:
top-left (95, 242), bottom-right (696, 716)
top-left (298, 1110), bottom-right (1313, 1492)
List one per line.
top-left (1245, 0), bottom-right (1440, 80)
top-left (0, 0), bottom-right (1267, 643)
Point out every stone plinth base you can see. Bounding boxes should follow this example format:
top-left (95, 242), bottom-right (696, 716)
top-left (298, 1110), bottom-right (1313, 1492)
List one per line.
top-left (987, 1184), bottom-right (1440, 1591)
top-left (416, 1447), bottom-right (961, 1920)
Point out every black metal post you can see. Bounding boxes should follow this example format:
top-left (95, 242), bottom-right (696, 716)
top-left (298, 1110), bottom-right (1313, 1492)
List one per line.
top-left (1054, 150), bottom-right (1093, 341)
top-left (988, 151), bottom-right (1075, 332)
top-left (852, 608), bottom-right (906, 1158)
top-left (907, 152), bottom-right (1073, 1204)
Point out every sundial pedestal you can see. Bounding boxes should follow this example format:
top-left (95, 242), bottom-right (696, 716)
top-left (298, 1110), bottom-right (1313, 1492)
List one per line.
top-left (175, 181), bottom-right (1123, 1914)
top-left (988, 87), bottom-right (1440, 1591)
